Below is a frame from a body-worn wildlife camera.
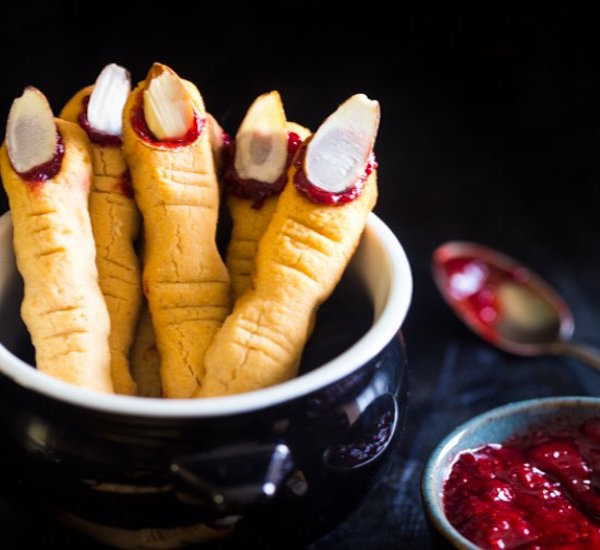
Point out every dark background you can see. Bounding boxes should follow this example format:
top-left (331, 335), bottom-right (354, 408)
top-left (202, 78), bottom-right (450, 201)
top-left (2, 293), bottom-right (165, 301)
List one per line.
top-left (1, 3), bottom-right (600, 548)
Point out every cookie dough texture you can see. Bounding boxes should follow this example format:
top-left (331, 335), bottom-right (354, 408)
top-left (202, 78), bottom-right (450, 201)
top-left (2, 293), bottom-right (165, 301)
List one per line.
top-left (226, 195), bottom-right (278, 300)
top-left (130, 303), bottom-right (162, 397)
top-left (61, 87), bottom-right (142, 395)
top-left (122, 80), bottom-right (230, 398)
top-left (226, 122), bottom-right (311, 300)
top-left (0, 119), bottom-right (113, 392)
top-left (200, 167), bottom-right (378, 397)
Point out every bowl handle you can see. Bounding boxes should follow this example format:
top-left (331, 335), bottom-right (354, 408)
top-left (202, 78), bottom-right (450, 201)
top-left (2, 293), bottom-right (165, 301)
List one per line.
top-left (170, 442), bottom-right (293, 512)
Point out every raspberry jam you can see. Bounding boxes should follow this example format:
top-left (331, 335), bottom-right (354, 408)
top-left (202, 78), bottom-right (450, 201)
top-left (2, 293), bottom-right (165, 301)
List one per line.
top-left (77, 95), bottom-right (122, 147)
top-left (444, 419), bottom-right (600, 549)
top-left (292, 144), bottom-right (376, 206)
top-left (225, 131), bottom-right (304, 208)
top-left (439, 256), bottom-right (523, 341)
top-left (130, 90), bottom-right (204, 148)
top-left (435, 253), bottom-right (561, 345)
top-left (114, 169), bottom-right (133, 198)
top-left (18, 132), bottom-right (65, 184)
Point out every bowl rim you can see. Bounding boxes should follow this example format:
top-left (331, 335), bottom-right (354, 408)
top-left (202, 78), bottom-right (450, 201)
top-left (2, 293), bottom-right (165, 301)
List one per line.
top-left (0, 211), bottom-right (412, 418)
top-left (421, 396), bottom-right (600, 550)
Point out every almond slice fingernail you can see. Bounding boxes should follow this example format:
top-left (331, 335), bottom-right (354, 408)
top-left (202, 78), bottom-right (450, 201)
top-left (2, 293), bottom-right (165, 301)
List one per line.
top-left (305, 94), bottom-right (380, 193)
top-left (6, 87), bottom-right (58, 174)
top-left (234, 91), bottom-right (288, 183)
top-left (143, 63), bottom-right (194, 140)
top-left (87, 63), bottom-right (131, 136)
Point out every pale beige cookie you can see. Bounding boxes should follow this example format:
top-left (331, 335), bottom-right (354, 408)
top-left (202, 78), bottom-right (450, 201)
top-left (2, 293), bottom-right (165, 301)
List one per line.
top-left (206, 112), bottom-right (228, 176)
top-left (226, 196), bottom-right (278, 300)
top-left (0, 87), bottom-right (112, 392)
top-left (200, 94), bottom-right (380, 396)
top-left (122, 63), bottom-right (230, 398)
top-left (130, 303), bottom-right (162, 397)
top-left (60, 63), bottom-right (141, 395)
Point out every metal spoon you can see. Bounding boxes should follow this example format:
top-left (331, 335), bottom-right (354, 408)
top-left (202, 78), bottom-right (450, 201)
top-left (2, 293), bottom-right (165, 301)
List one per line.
top-left (432, 241), bottom-right (600, 370)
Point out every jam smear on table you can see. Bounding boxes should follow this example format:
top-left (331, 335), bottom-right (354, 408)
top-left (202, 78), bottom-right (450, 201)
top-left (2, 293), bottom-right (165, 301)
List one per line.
top-left (130, 90), bottom-right (204, 148)
top-left (225, 131), bottom-right (304, 208)
top-left (292, 144), bottom-right (376, 206)
top-left (19, 132), bottom-right (65, 186)
top-left (444, 418), bottom-right (600, 549)
top-left (77, 95), bottom-right (123, 147)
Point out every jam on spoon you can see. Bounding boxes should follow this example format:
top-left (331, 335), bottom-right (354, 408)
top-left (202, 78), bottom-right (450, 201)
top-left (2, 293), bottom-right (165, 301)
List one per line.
top-left (432, 241), bottom-right (600, 370)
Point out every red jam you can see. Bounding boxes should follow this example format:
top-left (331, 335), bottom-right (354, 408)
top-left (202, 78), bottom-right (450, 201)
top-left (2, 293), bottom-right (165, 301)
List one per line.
top-left (130, 90), bottom-right (204, 148)
top-left (113, 169), bottom-right (134, 198)
top-left (436, 255), bottom-right (534, 344)
top-left (224, 131), bottom-right (304, 208)
top-left (292, 142), bottom-right (376, 206)
top-left (18, 132), bottom-right (65, 185)
top-left (444, 418), bottom-right (600, 549)
top-left (77, 95), bottom-right (122, 147)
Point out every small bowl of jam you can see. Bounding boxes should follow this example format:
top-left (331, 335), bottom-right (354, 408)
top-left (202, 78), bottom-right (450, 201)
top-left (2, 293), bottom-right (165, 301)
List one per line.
top-left (422, 397), bottom-right (600, 549)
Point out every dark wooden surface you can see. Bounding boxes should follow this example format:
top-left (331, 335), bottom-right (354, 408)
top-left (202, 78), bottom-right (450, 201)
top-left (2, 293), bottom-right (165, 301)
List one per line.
top-left (1, 4), bottom-right (600, 548)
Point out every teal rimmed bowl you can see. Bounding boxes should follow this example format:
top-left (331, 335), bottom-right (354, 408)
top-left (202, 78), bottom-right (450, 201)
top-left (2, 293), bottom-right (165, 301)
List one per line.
top-left (421, 396), bottom-right (600, 549)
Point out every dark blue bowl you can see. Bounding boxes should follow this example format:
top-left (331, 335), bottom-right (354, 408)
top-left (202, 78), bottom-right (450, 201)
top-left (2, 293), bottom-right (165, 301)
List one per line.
top-left (0, 211), bottom-right (412, 547)
top-left (422, 396), bottom-right (600, 550)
